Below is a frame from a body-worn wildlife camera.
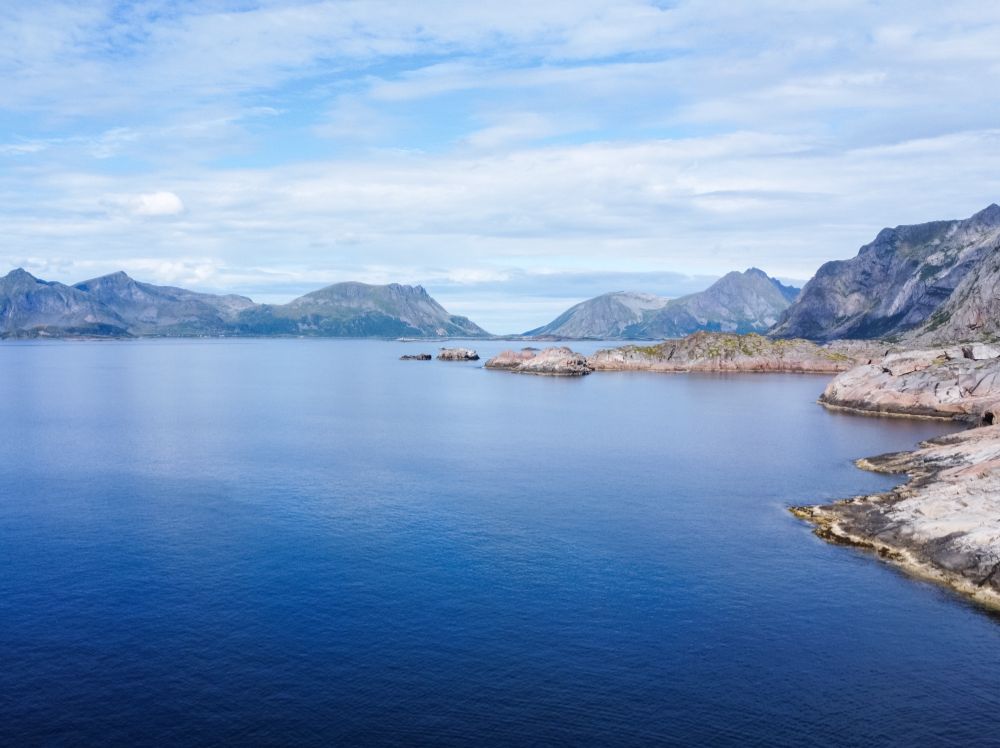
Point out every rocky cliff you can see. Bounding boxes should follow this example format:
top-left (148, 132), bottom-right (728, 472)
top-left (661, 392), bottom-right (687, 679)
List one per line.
top-left (772, 204), bottom-right (1000, 341)
top-left (524, 269), bottom-right (798, 339)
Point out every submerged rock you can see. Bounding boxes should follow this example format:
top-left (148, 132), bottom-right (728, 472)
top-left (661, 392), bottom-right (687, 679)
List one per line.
top-left (485, 347), bottom-right (592, 376)
top-left (437, 347), bottom-right (480, 361)
top-left (399, 353), bottom-right (432, 360)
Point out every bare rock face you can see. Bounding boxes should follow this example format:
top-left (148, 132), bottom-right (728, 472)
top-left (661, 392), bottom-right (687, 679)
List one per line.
top-left (586, 331), bottom-right (878, 373)
top-left (399, 353), bottom-right (432, 361)
top-left (820, 348), bottom-right (1000, 422)
top-left (773, 204), bottom-right (1000, 341)
top-left (484, 347), bottom-right (592, 376)
top-left (483, 348), bottom-right (540, 370)
top-left (797, 348), bottom-right (1000, 609)
top-left (792, 426), bottom-right (1000, 609)
top-left (437, 347), bottom-right (480, 361)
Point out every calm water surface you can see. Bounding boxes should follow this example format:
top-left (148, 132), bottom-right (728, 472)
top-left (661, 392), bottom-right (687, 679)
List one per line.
top-left (1, 339), bottom-right (996, 746)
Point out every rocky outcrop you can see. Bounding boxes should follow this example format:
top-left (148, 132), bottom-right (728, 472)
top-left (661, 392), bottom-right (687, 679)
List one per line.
top-left (772, 204), bottom-right (1000, 341)
top-left (483, 348), bottom-right (540, 370)
top-left (586, 331), bottom-right (879, 373)
top-left (399, 353), bottom-right (432, 360)
top-left (437, 347), bottom-right (480, 361)
top-left (524, 268), bottom-right (798, 339)
top-left (819, 346), bottom-right (1000, 423)
top-left (792, 426), bottom-right (1000, 609)
top-left (485, 347), bottom-right (592, 376)
top-left (796, 349), bottom-right (1000, 609)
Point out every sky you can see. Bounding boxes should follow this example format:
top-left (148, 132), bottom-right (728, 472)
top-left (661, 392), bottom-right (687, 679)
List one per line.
top-left (2, 1), bottom-right (1000, 333)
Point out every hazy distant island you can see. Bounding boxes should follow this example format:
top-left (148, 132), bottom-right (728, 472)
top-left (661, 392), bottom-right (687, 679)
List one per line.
top-left (0, 270), bottom-right (487, 339)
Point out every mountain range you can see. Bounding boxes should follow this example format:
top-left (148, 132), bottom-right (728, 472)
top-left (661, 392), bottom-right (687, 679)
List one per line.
top-left (0, 270), bottom-right (488, 339)
top-left (525, 268), bottom-right (799, 339)
top-left (4, 203), bottom-right (1000, 342)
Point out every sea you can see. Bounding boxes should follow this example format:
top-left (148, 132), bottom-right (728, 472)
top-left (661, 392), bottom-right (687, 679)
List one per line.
top-left (2, 339), bottom-right (998, 746)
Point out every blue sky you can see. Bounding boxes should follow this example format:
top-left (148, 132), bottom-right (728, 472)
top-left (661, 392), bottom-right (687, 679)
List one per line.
top-left (2, 1), bottom-right (1000, 332)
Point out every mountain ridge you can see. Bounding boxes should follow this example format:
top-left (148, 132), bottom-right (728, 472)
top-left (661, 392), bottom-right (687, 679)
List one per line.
top-left (0, 270), bottom-right (490, 339)
top-left (525, 268), bottom-right (798, 339)
top-left (771, 204), bottom-right (1000, 341)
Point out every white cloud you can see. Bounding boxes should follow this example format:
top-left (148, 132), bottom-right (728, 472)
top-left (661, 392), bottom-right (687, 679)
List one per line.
top-left (118, 191), bottom-right (186, 217)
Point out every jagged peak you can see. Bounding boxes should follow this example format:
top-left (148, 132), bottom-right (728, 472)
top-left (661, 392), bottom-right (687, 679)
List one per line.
top-left (969, 203), bottom-right (1000, 225)
top-left (86, 270), bottom-right (134, 283)
top-left (4, 267), bottom-right (37, 281)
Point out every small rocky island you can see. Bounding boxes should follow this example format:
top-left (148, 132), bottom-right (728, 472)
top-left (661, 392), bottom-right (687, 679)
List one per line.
top-left (400, 353), bottom-right (432, 360)
top-left (437, 347), bottom-right (480, 361)
top-left (485, 347), bottom-right (592, 376)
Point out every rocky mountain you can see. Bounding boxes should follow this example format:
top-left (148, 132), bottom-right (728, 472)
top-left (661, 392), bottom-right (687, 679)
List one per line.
top-left (771, 204), bottom-right (1000, 341)
top-left (0, 269), bottom-right (489, 338)
top-left (74, 271), bottom-right (256, 335)
top-left (234, 282), bottom-right (488, 338)
top-left (0, 268), bottom-right (128, 337)
top-left (523, 291), bottom-right (669, 338)
top-left (525, 268), bottom-right (798, 339)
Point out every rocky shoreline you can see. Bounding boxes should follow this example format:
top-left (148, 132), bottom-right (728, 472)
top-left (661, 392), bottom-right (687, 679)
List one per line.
top-left (484, 332), bottom-right (887, 377)
top-left (793, 343), bottom-right (1000, 609)
top-left (483, 332), bottom-right (1000, 611)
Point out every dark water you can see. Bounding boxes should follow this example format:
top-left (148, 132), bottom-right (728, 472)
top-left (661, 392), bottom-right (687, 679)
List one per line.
top-left (1, 339), bottom-right (997, 746)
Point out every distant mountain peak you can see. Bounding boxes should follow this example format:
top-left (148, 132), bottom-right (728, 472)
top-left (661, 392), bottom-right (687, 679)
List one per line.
top-left (3, 267), bottom-right (36, 281)
top-left (524, 269), bottom-right (797, 339)
top-left (970, 202), bottom-right (1000, 225)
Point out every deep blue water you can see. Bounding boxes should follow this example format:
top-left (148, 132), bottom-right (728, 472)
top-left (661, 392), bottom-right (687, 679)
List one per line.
top-left (1, 339), bottom-right (997, 746)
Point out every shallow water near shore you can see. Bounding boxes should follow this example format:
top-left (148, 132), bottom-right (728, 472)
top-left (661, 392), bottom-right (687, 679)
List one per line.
top-left (2, 339), bottom-right (997, 746)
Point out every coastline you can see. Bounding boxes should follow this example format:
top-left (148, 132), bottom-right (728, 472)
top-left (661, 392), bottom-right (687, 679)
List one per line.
top-left (792, 346), bottom-right (1000, 611)
top-left (568, 334), bottom-right (1000, 613)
